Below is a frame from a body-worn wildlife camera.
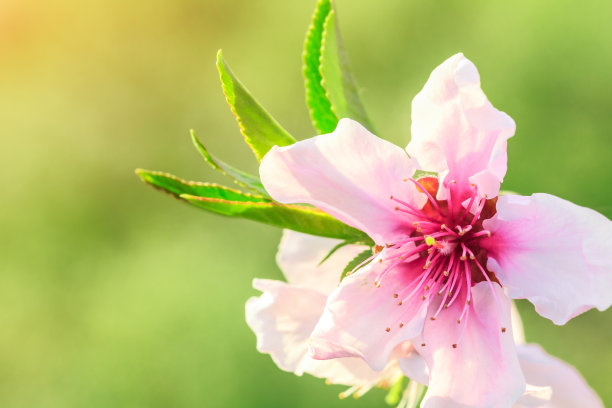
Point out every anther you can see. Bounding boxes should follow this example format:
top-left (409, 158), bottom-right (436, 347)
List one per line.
top-left (403, 178), bottom-right (408, 182)
top-left (466, 300), bottom-right (471, 305)
top-left (399, 323), bottom-right (404, 328)
top-left (424, 285), bottom-right (430, 291)
top-left (440, 224), bottom-right (446, 230)
top-left (457, 319), bottom-right (461, 324)
top-left (385, 327), bottom-right (390, 332)
top-left (501, 327), bottom-right (507, 333)
top-left (460, 255), bottom-right (467, 261)
top-left (421, 343), bottom-right (426, 347)
top-left (393, 293), bottom-right (399, 298)
top-left (469, 255), bottom-right (475, 260)
top-left (443, 270), bottom-right (449, 276)
top-left (394, 206), bottom-right (400, 211)
top-left (430, 317), bottom-right (436, 321)
top-left (444, 304), bottom-right (449, 309)
top-left (397, 301), bottom-right (402, 306)
top-left (377, 259), bottom-right (382, 264)
top-left (452, 344), bottom-right (457, 349)
top-left (389, 195), bottom-right (394, 200)
top-left (421, 295), bottom-right (426, 301)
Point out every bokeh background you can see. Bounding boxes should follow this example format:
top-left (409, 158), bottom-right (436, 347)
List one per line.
top-left (1, 0), bottom-right (611, 406)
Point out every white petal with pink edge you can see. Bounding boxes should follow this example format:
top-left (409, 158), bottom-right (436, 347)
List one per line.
top-left (514, 344), bottom-right (603, 408)
top-left (246, 279), bottom-right (393, 385)
top-left (414, 282), bottom-right (525, 408)
top-left (407, 53), bottom-right (515, 202)
top-left (260, 118), bottom-right (425, 245)
top-left (309, 259), bottom-right (429, 371)
top-left (482, 193), bottom-right (612, 325)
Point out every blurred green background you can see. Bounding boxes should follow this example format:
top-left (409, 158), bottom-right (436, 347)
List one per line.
top-left (1, 0), bottom-right (611, 406)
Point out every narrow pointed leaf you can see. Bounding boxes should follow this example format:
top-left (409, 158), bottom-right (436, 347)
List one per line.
top-left (303, 0), bottom-right (373, 134)
top-left (340, 249), bottom-right (374, 281)
top-left (137, 169), bottom-right (372, 243)
top-left (320, 9), bottom-right (374, 132)
top-left (136, 169), bottom-right (268, 202)
top-left (190, 130), bottom-right (268, 196)
top-left (181, 194), bottom-right (372, 243)
top-left (217, 50), bottom-right (296, 161)
top-left (303, 0), bottom-right (337, 134)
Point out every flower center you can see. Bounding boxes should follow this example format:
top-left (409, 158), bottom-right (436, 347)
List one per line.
top-left (375, 177), bottom-right (505, 347)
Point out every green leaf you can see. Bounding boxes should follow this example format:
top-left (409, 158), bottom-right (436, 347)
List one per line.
top-left (137, 169), bottom-right (372, 242)
top-left (340, 249), bottom-right (373, 281)
top-left (385, 376), bottom-right (405, 406)
top-left (320, 9), bottom-right (374, 132)
top-left (303, 0), bottom-right (374, 134)
top-left (190, 130), bottom-right (268, 196)
top-left (217, 50), bottom-right (297, 162)
top-left (136, 169), bottom-right (268, 202)
top-left (303, 0), bottom-right (337, 133)
top-left (182, 194), bottom-right (372, 243)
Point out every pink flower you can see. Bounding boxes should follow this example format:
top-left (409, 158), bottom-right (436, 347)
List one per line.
top-left (246, 230), bottom-right (427, 399)
top-left (258, 53), bottom-right (612, 407)
top-left (247, 230), bottom-right (604, 407)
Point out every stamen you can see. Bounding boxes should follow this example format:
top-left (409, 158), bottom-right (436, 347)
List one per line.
top-left (391, 196), bottom-right (437, 222)
top-left (466, 247), bottom-right (506, 328)
top-left (446, 179), bottom-right (457, 218)
top-left (458, 183), bottom-right (479, 223)
top-left (469, 196), bottom-right (488, 227)
top-left (408, 178), bottom-right (441, 213)
top-left (442, 224), bottom-right (460, 237)
top-left (470, 230), bottom-right (492, 239)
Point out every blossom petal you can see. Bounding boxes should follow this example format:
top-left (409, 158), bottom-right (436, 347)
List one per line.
top-left (246, 278), bottom-right (391, 385)
top-left (276, 229), bottom-right (368, 295)
top-left (260, 118), bottom-right (425, 244)
top-left (416, 282), bottom-right (525, 408)
top-left (399, 353), bottom-right (429, 386)
top-left (407, 53), bottom-right (515, 201)
top-left (482, 193), bottom-right (612, 325)
top-left (514, 344), bottom-right (604, 408)
top-left (309, 258), bottom-right (429, 371)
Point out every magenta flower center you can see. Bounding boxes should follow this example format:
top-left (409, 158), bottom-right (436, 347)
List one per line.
top-left (374, 177), bottom-right (505, 347)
